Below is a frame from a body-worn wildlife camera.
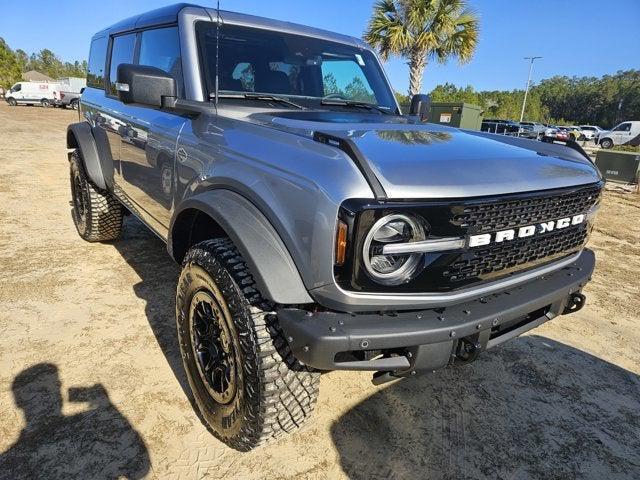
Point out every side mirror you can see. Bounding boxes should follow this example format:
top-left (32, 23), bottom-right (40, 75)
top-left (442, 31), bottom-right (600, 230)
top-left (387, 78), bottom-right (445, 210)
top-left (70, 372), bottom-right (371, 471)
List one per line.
top-left (116, 63), bottom-right (176, 108)
top-left (409, 94), bottom-right (431, 120)
top-left (80, 87), bottom-right (85, 95)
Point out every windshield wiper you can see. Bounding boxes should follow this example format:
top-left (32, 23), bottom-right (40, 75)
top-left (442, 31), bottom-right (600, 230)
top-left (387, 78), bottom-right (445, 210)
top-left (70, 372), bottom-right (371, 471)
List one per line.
top-left (213, 93), bottom-right (306, 110)
top-left (320, 98), bottom-right (391, 115)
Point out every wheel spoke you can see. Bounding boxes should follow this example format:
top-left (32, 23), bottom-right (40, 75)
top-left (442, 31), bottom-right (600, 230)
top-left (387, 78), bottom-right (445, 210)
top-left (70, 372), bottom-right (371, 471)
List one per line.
top-left (190, 294), bottom-right (237, 404)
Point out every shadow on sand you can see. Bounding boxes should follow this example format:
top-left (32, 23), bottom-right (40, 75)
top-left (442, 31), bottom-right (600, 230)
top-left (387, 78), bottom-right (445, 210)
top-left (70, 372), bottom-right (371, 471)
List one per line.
top-left (112, 216), bottom-right (187, 395)
top-left (331, 336), bottom-right (640, 480)
top-left (0, 364), bottom-right (150, 480)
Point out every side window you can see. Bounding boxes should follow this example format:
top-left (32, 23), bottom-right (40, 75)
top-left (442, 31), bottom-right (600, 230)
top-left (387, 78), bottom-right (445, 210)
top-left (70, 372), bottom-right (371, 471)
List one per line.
top-left (108, 33), bottom-right (136, 96)
top-left (613, 123), bottom-right (631, 132)
top-left (12, 84), bottom-right (21, 92)
top-left (138, 27), bottom-right (183, 97)
top-left (321, 59), bottom-right (376, 103)
top-left (87, 36), bottom-right (108, 89)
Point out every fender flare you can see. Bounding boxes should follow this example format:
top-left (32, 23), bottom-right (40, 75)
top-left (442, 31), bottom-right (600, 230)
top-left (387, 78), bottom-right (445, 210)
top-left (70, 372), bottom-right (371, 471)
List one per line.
top-left (169, 189), bottom-right (314, 305)
top-left (66, 122), bottom-right (114, 190)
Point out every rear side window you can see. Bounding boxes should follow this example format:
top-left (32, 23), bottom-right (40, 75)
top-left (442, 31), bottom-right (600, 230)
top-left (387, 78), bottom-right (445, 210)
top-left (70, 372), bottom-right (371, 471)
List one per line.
top-left (108, 33), bottom-right (136, 95)
top-left (138, 27), bottom-right (183, 96)
top-left (87, 37), bottom-right (108, 89)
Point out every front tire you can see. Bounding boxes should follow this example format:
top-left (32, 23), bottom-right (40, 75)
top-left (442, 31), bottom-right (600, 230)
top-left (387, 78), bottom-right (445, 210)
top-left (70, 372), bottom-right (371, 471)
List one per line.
top-left (7, 98), bottom-right (17, 106)
top-left (600, 138), bottom-right (613, 149)
top-left (41, 99), bottom-right (51, 108)
top-left (69, 151), bottom-right (124, 241)
top-left (176, 239), bottom-right (320, 451)
top-left (70, 99), bottom-right (79, 110)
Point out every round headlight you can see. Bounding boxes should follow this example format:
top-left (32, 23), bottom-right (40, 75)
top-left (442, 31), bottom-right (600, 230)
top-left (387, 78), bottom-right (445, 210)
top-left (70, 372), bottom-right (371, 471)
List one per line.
top-left (362, 214), bottom-right (426, 285)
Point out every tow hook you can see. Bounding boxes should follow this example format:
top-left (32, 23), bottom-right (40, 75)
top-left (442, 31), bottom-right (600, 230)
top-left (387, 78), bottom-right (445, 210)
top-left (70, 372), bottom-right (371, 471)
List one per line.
top-left (563, 292), bottom-right (586, 315)
top-left (455, 337), bottom-right (482, 363)
top-left (371, 370), bottom-right (404, 386)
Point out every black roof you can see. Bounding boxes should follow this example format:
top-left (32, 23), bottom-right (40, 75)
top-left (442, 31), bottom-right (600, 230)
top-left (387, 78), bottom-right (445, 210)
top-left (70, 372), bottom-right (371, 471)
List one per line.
top-left (92, 3), bottom-right (199, 38)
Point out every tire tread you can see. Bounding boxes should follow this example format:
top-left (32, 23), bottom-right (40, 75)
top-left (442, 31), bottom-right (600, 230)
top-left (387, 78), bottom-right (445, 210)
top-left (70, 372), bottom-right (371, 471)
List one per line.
top-left (181, 238), bottom-right (320, 450)
top-left (70, 151), bottom-right (123, 242)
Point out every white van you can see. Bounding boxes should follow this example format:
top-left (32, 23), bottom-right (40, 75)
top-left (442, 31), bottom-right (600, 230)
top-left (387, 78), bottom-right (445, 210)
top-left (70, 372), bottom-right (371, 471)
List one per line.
top-left (4, 82), bottom-right (62, 107)
top-left (597, 121), bottom-right (640, 149)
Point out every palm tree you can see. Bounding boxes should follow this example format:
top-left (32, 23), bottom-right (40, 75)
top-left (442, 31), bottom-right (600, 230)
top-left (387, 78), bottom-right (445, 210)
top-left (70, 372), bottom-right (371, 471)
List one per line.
top-left (364, 0), bottom-right (479, 97)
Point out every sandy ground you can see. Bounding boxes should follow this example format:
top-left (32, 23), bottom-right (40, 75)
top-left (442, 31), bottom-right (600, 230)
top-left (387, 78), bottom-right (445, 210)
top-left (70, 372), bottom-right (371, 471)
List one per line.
top-left (0, 102), bottom-right (638, 480)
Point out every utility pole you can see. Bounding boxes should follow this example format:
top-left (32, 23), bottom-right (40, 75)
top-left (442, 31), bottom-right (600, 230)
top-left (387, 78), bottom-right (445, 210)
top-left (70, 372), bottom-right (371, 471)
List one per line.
top-left (519, 56), bottom-right (542, 123)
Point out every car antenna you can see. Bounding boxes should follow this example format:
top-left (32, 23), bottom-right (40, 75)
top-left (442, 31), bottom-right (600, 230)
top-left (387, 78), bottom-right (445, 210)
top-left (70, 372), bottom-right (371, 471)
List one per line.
top-left (214, 0), bottom-right (221, 106)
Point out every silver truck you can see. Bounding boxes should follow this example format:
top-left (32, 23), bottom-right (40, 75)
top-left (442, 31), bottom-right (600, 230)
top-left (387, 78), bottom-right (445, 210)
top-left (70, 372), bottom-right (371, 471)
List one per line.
top-left (67, 4), bottom-right (603, 451)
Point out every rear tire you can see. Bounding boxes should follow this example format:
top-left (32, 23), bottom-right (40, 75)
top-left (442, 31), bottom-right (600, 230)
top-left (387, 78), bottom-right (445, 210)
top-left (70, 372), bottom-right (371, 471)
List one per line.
top-left (41, 99), bottom-right (51, 108)
top-left (70, 99), bottom-right (79, 110)
top-left (176, 238), bottom-right (320, 451)
top-left (69, 151), bottom-right (124, 242)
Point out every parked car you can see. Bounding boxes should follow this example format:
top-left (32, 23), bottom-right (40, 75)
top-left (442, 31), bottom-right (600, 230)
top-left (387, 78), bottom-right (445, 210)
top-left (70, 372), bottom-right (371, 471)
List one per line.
top-left (519, 121), bottom-right (546, 139)
top-left (515, 123), bottom-right (539, 139)
top-left (596, 121), bottom-right (640, 149)
top-left (68, 3), bottom-right (603, 451)
top-left (53, 90), bottom-right (81, 109)
top-left (542, 128), bottom-right (570, 143)
top-left (579, 125), bottom-right (604, 141)
top-left (557, 126), bottom-right (582, 141)
top-left (4, 81), bottom-right (62, 107)
top-left (53, 77), bottom-right (86, 109)
top-left (480, 119), bottom-right (521, 135)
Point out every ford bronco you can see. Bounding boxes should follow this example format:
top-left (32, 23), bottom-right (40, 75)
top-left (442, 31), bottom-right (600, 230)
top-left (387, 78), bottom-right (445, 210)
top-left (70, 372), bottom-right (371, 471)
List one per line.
top-left (67, 3), bottom-right (602, 450)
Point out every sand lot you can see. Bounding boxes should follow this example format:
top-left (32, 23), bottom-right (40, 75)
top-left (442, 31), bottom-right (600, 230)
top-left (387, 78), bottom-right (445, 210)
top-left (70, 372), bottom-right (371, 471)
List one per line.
top-left (0, 102), bottom-right (638, 480)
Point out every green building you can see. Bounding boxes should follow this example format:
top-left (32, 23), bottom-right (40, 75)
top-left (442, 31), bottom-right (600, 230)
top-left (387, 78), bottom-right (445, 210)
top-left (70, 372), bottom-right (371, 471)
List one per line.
top-left (427, 102), bottom-right (484, 130)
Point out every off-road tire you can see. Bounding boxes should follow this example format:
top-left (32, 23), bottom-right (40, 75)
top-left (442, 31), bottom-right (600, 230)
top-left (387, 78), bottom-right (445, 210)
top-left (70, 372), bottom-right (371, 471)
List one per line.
top-left (69, 151), bottom-right (123, 242)
top-left (176, 238), bottom-right (320, 451)
top-left (7, 98), bottom-right (17, 107)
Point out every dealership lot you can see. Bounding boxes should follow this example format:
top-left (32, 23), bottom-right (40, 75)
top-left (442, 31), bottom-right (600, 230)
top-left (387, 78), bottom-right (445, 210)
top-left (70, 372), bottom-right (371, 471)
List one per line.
top-left (0, 103), bottom-right (638, 479)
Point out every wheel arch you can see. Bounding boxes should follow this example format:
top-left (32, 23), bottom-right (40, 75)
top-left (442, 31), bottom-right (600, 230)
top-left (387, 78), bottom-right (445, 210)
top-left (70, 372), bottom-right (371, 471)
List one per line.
top-left (169, 189), bottom-right (313, 305)
top-left (67, 122), bottom-right (114, 190)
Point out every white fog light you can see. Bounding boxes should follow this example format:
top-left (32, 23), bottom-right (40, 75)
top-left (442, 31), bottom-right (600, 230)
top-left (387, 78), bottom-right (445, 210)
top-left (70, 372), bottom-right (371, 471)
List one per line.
top-left (362, 214), bottom-right (425, 285)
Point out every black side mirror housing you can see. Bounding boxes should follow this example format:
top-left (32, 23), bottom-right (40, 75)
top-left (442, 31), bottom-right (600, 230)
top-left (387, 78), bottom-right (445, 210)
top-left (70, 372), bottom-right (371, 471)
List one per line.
top-left (116, 63), bottom-right (176, 108)
top-left (409, 94), bottom-right (431, 120)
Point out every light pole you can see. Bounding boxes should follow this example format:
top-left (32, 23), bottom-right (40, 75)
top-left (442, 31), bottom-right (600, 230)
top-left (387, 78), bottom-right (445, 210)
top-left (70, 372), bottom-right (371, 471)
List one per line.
top-left (519, 56), bottom-right (542, 123)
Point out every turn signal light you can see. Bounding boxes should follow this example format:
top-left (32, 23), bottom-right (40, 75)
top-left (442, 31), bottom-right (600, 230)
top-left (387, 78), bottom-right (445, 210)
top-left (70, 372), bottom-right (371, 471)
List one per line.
top-left (335, 220), bottom-right (348, 266)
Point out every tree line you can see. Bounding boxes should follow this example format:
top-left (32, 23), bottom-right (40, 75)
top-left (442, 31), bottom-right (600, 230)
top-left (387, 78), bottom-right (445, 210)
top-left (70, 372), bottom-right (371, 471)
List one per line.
top-left (0, 37), bottom-right (87, 88)
top-left (401, 70), bottom-right (639, 128)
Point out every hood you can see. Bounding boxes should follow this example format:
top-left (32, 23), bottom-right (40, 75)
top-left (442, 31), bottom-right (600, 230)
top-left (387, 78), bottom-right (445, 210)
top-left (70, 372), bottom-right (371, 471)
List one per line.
top-left (249, 111), bottom-right (602, 199)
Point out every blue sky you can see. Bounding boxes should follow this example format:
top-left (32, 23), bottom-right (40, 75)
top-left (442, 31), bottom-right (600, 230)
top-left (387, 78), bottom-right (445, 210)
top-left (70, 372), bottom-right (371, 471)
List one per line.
top-left (1, 0), bottom-right (638, 94)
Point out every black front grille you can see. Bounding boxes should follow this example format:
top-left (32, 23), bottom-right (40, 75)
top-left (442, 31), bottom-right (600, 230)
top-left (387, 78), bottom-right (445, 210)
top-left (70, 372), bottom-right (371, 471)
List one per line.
top-left (443, 225), bottom-right (588, 282)
top-left (451, 184), bottom-right (601, 234)
top-left (337, 182), bottom-right (603, 294)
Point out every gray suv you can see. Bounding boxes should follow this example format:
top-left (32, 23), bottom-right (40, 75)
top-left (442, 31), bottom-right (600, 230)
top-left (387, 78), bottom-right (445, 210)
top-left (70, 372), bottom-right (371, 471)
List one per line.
top-left (67, 4), bottom-right (603, 451)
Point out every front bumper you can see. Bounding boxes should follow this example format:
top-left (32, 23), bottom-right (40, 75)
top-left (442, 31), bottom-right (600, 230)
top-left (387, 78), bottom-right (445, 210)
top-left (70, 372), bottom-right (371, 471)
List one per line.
top-left (279, 249), bottom-right (594, 376)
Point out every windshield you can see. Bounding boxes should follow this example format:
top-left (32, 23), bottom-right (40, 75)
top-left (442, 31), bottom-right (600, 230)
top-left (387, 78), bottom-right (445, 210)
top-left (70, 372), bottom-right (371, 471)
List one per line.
top-left (197, 22), bottom-right (397, 112)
